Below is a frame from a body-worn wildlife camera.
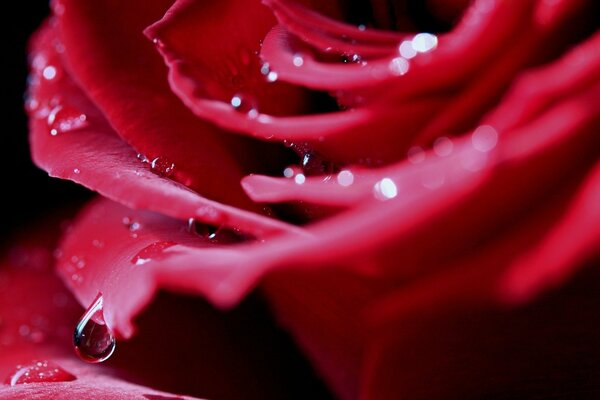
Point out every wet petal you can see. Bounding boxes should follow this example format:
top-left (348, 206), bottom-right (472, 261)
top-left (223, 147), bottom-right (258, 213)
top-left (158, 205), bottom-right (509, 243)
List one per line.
top-left (28, 22), bottom-right (304, 239)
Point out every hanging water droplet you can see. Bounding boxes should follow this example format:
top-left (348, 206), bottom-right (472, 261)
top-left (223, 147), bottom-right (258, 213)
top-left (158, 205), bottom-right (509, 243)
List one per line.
top-left (4, 360), bottom-right (75, 386)
top-left (230, 93), bottom-right (258, 118)
top-left (47, 105), bottom-right (88, 136)
top-left (73, 294), bottom-right (116, 363)
top-left (131, 241), bottom-right (175, 266)
top-left (150, 157), bottom-right (175, 178)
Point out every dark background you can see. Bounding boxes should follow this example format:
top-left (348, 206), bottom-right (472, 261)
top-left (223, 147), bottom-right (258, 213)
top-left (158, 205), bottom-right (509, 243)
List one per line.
top-left (2, 0), bottom-right (89, 240)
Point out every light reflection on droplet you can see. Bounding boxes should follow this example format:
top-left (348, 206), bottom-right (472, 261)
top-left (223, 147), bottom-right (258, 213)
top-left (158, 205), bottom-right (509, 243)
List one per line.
top-left (411, 33), bottom-right (438, 53)
top-left (266, 71), bottom-right (278, 82)
top-left (433, 137), bottom-right (454, 157)
top-left (471, 125), bottom-right (498, 152)
top-left (47, 105), bottom-right (88, 136)
top-left (407, 146), bottom-right (426, 163)
top-left (294, 174), bottom-right (306, 185)
top-left (230, 93), bottom-right (258, 117)
top-left (42, 65), bottom-right (57, 80)
top-left (389, 57), bottom-right (409, 76)
top-left (283, 167), bottom-right (295, 178)
top-left (73, 294), bottom-right (116, 363)
top-left (374, 178), bottom-right (398, 200)
top-left (260, 63), bottom-right (270, 76)
top-left (150, 157), bottom-right (175, 178)
top-left (337, 170), bottom-right (354, 187)
top-left (399, 40), bottom-right (417, 59)
top-left (293, 54), bottom-right (304, 67)
top-left (73, 168), bottom-right (81, 175)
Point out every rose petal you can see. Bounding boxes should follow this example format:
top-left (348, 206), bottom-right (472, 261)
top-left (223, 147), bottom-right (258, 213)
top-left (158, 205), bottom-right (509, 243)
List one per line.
top-left (53, 0), bottom-right (268, 210)
top-left (28, 22), bottom-right (305, 239)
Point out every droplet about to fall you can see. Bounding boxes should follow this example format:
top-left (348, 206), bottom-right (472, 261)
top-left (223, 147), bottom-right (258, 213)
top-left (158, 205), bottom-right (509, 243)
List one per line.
top-left (73, 294), bottom-right (116, 363)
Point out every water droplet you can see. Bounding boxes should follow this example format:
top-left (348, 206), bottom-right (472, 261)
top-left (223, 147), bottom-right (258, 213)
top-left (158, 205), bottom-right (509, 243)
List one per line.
top-left (294, 174), bottom-right (306, 184)
top-left (336, 170), bottom-right (354, 187)
top-left (300, 150), bottom-right (335, 176)
top-left (189, 220), bottom-right (220, 240)
top-left (42, 65), bottom-right (57, 80)
top-left (260, 62), bottom-right (271, 76)
top-left (283, 166), bottom-right (301, 178)
top-left (230, 93), bottom-right (258, 118)
top-left (73, 168), bottom-right (81, 175)
top-left (4, 360), bottom-right (75, 386)
top-left (374, 178), bottom-right (398, 200)
top-left (471, 125), bottom-right (498, 152)
top-left (389, 57), bottom-right (409, 76)
top-left (398, 40), bottom-right (417, 59)
top-left (342, 53), bottom-right (363, 64)
top-left (122, 217), bottom-right (141, 232)
top-left (266, 71), bottom-right (278, 82)
top-left (357, 24), bottom-right (366, 31)
top-left (47, 105), bottom-right (88, 136)
top-left (411, 33), bottom-right (438, 53)
top-left (150, 157), bottom-right (175, 178)
top-left (433, 136), bottom-right (454, 157)
top-left (292, 54), bottom-right (304, 67)
top-left (73, 294), bottom-right (116, 363)
top-left (131, 241), bottom-right (175, 266)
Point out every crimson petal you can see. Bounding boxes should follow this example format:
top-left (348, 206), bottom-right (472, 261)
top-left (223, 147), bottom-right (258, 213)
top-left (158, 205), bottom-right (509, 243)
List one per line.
top-left (28, 22), bottom-right (304, 239)
top-left (53, 0), bottom-right (265, 210)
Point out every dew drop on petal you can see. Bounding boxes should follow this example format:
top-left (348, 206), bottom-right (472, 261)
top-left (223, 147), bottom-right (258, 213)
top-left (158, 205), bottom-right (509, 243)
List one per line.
top-left (399, 40), bottom-right (417, 59)
top-left (150, 157), bottom-right (175, 178)
top-left (411, 33), bottom-right (438, 53)
top-left (47, 105), bottom-right (88, 136)
top-left (292, 54), bottom-right (304, 67)
top-left (131, 241), bottom-right (175, 266)
top-left (230, 93), bottom-right (258, 118)
top-left (374, 178), bottom-right (398, 200)
top-left (294, 174), bottom-right (306, 185)
top-left (73, 294), bottom-right (116, 363)
top-left (42, 65), bottom-right (58, 81)
top-left (389, 57), bottom-right (409, 76)
top-left (337, 170), bottom-right (354, 187)
top-left (4, 360), bottom-right (75, 386)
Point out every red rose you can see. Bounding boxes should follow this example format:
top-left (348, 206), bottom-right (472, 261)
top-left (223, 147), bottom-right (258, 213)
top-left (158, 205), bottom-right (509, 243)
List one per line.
top-left (2, 0), bottom-right (599, 398)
